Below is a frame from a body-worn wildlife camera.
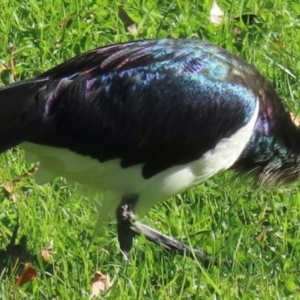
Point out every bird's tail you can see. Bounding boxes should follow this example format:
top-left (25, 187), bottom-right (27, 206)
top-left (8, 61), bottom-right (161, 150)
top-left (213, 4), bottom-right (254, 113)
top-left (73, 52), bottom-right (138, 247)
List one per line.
top-left (0, 79), bottom-right (49, 152)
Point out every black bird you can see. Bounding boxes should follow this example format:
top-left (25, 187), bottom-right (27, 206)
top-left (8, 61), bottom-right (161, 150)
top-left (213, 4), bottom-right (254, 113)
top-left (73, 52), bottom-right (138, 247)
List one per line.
top-left (0, 39), bottom-right (299, 262)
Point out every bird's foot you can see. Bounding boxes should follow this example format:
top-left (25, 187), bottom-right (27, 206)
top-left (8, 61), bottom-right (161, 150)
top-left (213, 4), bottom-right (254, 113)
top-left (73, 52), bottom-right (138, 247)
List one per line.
top-left (116, 196), bottom-right (213, 266)
top-left (129, 220), bottom-right (212, 265)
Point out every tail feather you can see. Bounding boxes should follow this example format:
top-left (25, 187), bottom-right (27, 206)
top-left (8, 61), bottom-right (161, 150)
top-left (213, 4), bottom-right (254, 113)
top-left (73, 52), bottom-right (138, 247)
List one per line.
top-left (0, 79), bottom-right (49, 152)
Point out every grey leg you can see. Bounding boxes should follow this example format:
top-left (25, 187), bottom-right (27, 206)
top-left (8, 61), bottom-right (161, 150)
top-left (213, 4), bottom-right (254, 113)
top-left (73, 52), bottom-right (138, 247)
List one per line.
top-left (116, 195), bottom-right (213, 265)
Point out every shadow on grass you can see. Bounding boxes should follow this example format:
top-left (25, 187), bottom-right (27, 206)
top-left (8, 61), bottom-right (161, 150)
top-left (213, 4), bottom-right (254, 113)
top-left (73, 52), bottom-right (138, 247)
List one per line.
top-left (0, 222), bottom-right (54, 283)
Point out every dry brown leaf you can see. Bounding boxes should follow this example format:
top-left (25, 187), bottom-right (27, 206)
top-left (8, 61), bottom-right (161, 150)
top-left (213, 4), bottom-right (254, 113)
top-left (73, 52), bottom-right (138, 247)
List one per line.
top-left (1, 181), bottom-right (17, 202)
top-left (1, 166), bottom-right (38, 200)
top-left (40, 248), bottom-right (53, 262)
top-left (2, 181), bottom-right (15, 194)
top-left (15, 263), bottom-right (38, 287)
top-left (91, 271), bottom-right (112, 298)
top-left (291, 113), bottom-right (300, 126)
top-left (118, 6), bottom-right (138, 35)
top-left (58, 14), bottom-right (74, 29)
top-left (127, 24), bottom-right (138, 36)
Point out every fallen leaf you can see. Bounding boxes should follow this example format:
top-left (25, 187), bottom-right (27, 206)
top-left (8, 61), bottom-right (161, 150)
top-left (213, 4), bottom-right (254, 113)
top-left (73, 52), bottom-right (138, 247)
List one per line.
top-left (127, 24), bottom-right (138, 36)
top-left (118, 6), bottom-right (138, 35)
top-left (91, 271), bottom-right (112, 298)
top-left (15, 263), bottom-right (37, 287)
top-left (58, 14), bottom-right (74, 29)
top-left (40, 241), bottom-right (54, 263)
top-left (2, 181), bottom-right (15, 194)
top-left (1, 165), bottom-right (38, 201)
top-left (209, 0), bottom-right (224, 25)
top-left (40, 248), bottom-right (53, 262)
top-left (1, 181), bottom-right (17, 202)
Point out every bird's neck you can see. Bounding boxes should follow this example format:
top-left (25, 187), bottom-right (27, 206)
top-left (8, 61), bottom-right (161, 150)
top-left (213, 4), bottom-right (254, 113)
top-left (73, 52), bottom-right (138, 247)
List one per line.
top-left (233, 96), bottom-right (300, 185)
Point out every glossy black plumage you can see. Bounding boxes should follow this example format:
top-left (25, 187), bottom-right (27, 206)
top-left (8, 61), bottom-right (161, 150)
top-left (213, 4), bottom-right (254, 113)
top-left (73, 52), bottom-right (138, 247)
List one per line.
top-left (1, 39), bottom-right (260, 178)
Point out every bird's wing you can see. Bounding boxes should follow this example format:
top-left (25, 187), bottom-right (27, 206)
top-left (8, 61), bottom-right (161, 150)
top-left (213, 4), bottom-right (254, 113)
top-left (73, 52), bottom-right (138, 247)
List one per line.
top-left (0, 39), bottom-right (260, 178)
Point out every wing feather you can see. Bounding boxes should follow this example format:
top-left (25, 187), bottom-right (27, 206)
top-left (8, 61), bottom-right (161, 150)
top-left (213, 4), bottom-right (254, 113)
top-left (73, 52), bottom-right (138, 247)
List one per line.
top-left (29, 39), bottom-right (259, 178)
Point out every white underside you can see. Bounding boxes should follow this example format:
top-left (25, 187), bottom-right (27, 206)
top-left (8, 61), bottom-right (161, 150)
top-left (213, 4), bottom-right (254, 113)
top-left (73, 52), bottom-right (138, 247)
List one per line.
top-left (21, 100), bottom-right (259, 217)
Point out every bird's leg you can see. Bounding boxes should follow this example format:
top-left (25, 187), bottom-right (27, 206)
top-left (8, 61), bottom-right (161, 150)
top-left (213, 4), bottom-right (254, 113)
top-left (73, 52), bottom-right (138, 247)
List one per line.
top-left (116, 195), bottom-right (212, 265)
top-left (115, 194), bottom-right (139, 259)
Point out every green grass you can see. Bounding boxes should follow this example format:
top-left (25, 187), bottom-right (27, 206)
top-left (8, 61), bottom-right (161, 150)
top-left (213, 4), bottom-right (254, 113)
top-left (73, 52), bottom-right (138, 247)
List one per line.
top-left (0, 0), bottom-right (300, 298)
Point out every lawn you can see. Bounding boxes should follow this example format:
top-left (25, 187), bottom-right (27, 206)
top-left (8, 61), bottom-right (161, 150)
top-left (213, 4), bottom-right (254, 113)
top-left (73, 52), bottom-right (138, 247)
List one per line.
top-left (0, 0), bottom-right (300, 299)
